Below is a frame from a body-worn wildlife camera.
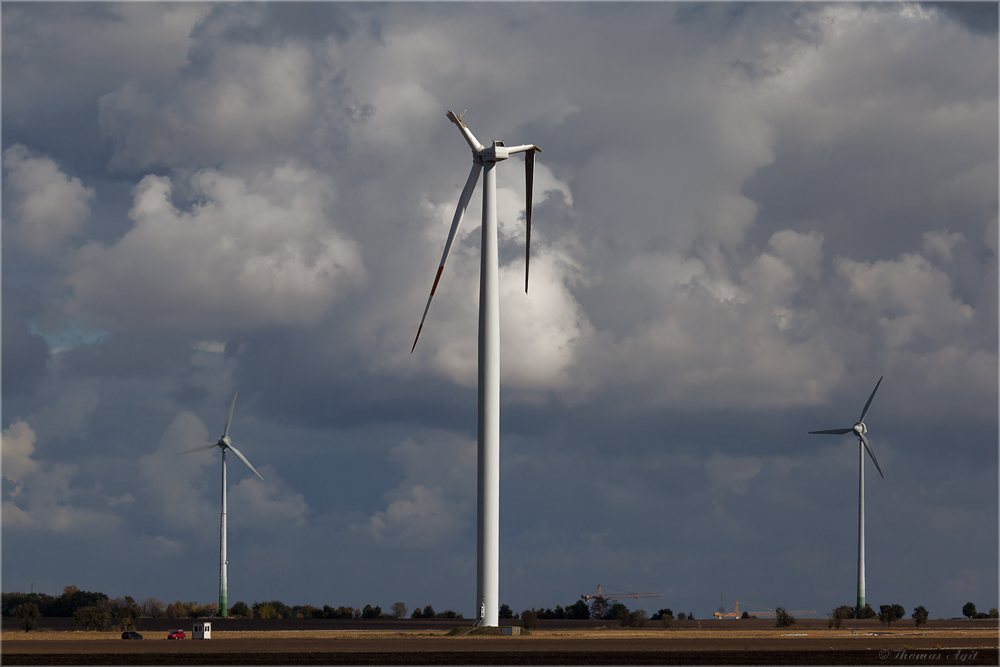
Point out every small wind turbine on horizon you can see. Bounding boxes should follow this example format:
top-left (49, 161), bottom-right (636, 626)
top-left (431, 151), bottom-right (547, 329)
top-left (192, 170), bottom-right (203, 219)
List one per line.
top-left (809, 376), bottom-right (884, 615)
top-left (173, 389), bottom-right (263, 618)
top-left (411, 110), bottom-right (541, 627)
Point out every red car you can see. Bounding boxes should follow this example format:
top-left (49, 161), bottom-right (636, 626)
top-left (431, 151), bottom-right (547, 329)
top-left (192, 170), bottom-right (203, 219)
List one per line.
top-left (167, 630), bottom-right (186, 640)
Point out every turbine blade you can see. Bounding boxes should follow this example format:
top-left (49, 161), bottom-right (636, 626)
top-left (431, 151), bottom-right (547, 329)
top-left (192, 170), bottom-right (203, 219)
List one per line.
top-left (525, 149), bottom-right (535, 293)
top-left (173, 443), bottom-right (217, 457)
top-left (223, 389), bottom-right (239, 438)
top-left (808, 428), bottom-right (853, 435)
top-left (411, 162), bottom-right (483, 353)
top-left (860, 434), bottom-right (884, 479)
top-left (858, 376), bottom-right (883, 424)
top-left (226, 444), bottom-right (264, 481)
top-left (446, 110), bottom-right (485, 152)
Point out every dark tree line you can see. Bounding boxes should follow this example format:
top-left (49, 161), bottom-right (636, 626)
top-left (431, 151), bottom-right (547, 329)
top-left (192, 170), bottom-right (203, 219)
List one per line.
top-left (3, 585), bottom-right (108, 617)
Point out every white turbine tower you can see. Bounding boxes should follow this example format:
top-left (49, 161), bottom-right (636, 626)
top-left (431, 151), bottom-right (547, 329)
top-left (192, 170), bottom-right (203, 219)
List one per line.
top-left (174, 389), bottom-right (263, 618)
top-left (809, 376), bottom-right (884, 615)
top-left (411, 110), bottom-right (541, 627)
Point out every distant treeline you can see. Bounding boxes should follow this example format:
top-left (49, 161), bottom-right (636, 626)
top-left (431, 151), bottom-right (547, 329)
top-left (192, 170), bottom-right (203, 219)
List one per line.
top-left (1, 586), bottom-right (467, 622)
top-left (7, 586), bottom-right (996, 626)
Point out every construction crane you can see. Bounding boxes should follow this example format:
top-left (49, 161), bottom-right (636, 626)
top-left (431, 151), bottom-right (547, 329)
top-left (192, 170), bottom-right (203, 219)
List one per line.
top-left (714, 597), bottom-right (741, 619)
top-left (581, 584), bottom-right (662, 618)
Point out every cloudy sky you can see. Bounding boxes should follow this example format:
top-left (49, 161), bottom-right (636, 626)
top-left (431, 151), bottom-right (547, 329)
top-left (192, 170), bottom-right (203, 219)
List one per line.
top-left (3, 2), bottom-right (997, 620)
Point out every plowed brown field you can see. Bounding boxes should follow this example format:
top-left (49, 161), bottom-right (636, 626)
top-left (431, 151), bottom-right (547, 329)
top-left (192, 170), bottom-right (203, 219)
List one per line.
top-left (3, 626), bottom-right (997, 665)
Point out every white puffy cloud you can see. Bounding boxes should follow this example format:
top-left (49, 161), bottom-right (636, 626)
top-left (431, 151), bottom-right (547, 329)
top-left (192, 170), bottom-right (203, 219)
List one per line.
top-left (354, 433), bottom-right (475, 547)
top-left (922, 230), bottom-right (964, 264)
top-left (2, 420), bottom-right (40, 484)
top-left (499, 247), bottom-right (594, 394)
top-left (100, 41), bottom-right (319, 170)
top-left (581, 230), bottom-right (844, 409)
top-left (2, 419), bottom-right (121, 534)
top-left (838, 252), bottom-right (974, 349)
top-left (229, 466), bottom-right (309, 530)
top-left (67, 165), bottom-right (365, 335)
top-left (3, 144), bottom-right (94, 256)
top-left (135, 411), bottom-right (215, 533)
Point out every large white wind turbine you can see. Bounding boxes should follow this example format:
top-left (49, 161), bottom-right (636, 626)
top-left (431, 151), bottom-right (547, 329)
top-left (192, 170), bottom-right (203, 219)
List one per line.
top-left (411, 110), bottom-right (541, 627)
top-left (174, 389), bottom-right (263, 618)
top-left (809, 376), bottom-right (884, 614)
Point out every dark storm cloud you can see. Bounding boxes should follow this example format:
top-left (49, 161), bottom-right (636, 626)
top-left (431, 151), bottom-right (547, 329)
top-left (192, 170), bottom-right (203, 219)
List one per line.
top-left (930, 1), bottom-right (999, 35)
top-left (2, 3), bottom-right (995, 619)
top-left (189, 1), bottom-right (362, 46)
top-left (1, 286), bottom-right (50, 398)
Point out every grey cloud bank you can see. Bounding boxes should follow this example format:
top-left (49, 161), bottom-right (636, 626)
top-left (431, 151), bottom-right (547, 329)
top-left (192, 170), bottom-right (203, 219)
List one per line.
top-left (3, 2), bottom-right (996, 618)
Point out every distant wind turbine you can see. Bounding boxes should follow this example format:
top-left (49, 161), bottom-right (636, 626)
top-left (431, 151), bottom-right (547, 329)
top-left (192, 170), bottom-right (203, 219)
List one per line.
top-left (809, 376), bottom-right (884, 615)
top-left (174, 389), bottom-right (263, 618)
top-left (411, 110), bottom-right (541, 627)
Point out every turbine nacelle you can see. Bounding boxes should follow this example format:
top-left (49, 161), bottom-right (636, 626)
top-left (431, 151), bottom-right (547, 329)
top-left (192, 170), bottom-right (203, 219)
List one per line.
top-left (172, 389), bottom-right (264, 482)
top-left (808, 376), bottom-right (884, 480)
top-left (479, 141), bottom-right (508, 163)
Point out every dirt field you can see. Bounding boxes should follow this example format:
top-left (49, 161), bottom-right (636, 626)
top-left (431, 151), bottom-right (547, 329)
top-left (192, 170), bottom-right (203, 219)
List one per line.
top-left (3, 624), bottom-right (997, 665)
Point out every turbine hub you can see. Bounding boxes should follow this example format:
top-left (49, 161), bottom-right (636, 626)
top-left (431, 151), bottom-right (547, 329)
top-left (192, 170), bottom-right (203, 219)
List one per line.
top-left (219, 435), bottom-right (231, 448)
top-left (853, 422), bottom-right (866, 436)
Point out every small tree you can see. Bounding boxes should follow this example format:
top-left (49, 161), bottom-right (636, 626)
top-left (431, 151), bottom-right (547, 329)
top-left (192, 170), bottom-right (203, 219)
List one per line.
top-left (73, 606), bottom-right (111, 631)
top-left (421, 605), bottom-right (435, 619)
top-left (140, 598), bottom-right (166, 618)
top-left (604, 602), bottom-right (629, 620)
top-left (912, 605), bottom-right (928, 627)
top-left (677, 612), bottom-right (687, 620)
top-left (119, 607), bottom-right (141, 630)
top-left (827, 608), bottom-right (843, 629)
top-left (521, 609), bottom-right (538, 630)
top-left (962, 602), bottom-right (977, 619)
top-left (619, 609), bottom-right (647, 628)
top-left (112, 598), bottom-right (142, 631)
top-left (166, 601), bottom-right (191, 618)
top-left (989, 608), bottom-right (998, 619)
top-left (230, 601), bottom-right (250, 618)
top-left (878, 605), bottom-right (897, 628)
top-left (565, 600), bottom-right (590, 620)
top-left (774, 607), bottom-right (795, 627)
top-left (15, 603), bottom-right (41, 632)
top-left (661, 611), bottom-right (674, 628)
top-left (835, 605), bottom-right (856, 620)
top-left (255, 603), bottom-right (277, 619)
top-left (499, 603), bottom-right (513, 619)
top-left (388, 602), bottom-right (407, 619)
top-left (323, 605), bottom-right (353, 619)
top-left (410, 607), bottom-right (423, 619)
top-left (833, 605), bottom-right (855, 627)
top-left (858, 604), bottom-right (876, 619)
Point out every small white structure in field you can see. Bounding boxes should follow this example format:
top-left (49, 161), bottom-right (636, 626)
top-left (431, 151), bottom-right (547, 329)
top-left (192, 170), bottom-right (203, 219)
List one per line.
top-left (193, 621), bottom-right (212, 639)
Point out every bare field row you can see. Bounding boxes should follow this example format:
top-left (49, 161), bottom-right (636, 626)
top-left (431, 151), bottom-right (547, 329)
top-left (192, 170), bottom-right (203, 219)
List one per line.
top-left (5, 627), bottom-right (998, 641)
